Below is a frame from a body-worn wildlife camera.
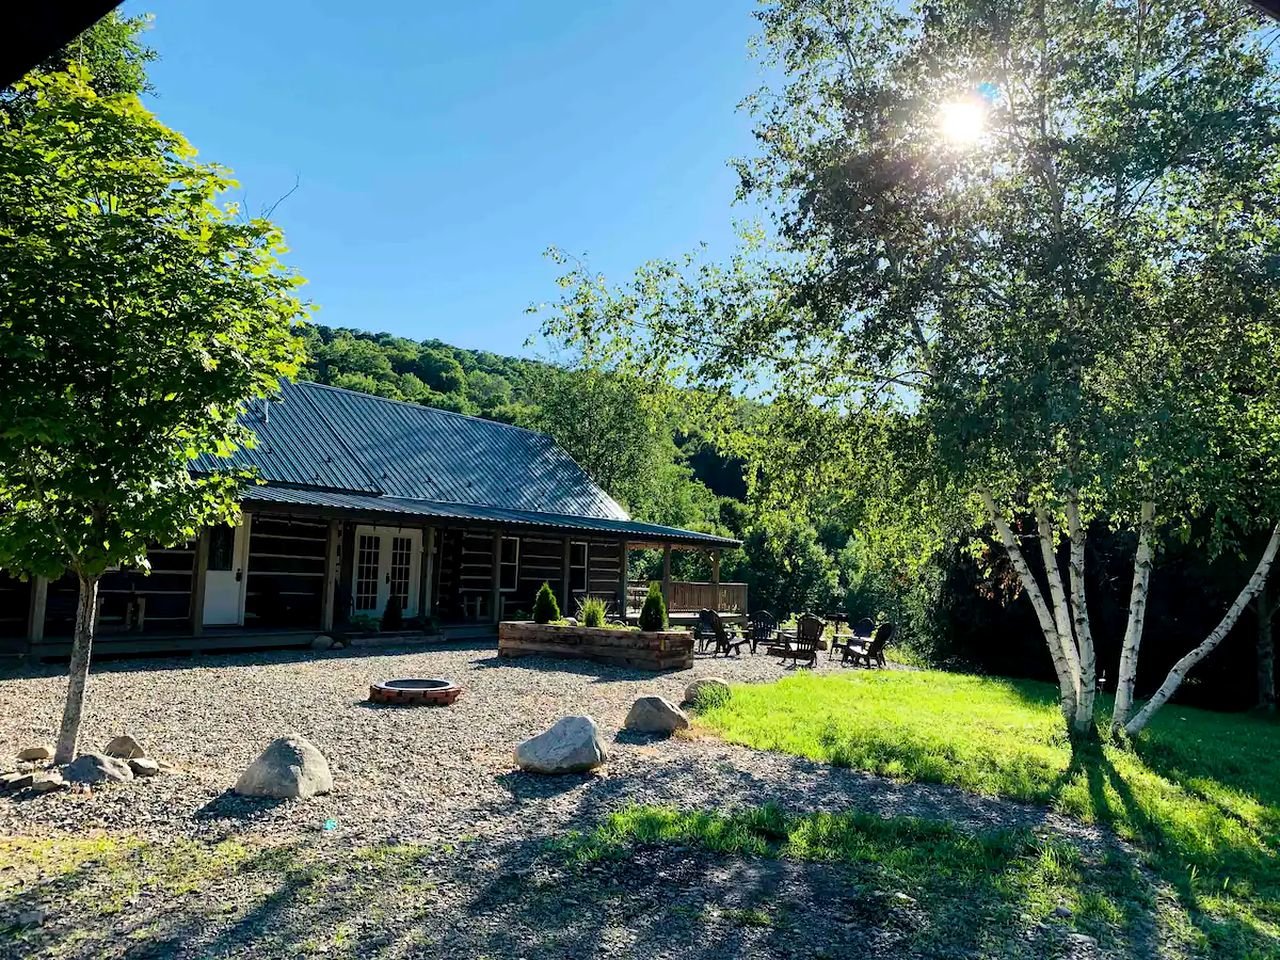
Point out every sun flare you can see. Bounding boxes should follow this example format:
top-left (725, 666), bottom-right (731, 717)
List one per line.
top-left (938, 99), bottom-right (986, 146)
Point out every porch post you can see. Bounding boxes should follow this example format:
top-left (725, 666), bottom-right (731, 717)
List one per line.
top-left (189, 529), bottom-right (209, 636)
top-left (661, 542), bottom-right (673, 611)
top-left (560, 537), bottom-right (572, 613)
top-left (27, 575), bottom-right (48, 646)
top-left (711, 549), bottom-right (721, 612)
top-left (490, 531), bottom-right (502, 624)
top-left (616, 539), bottom-right (628, 622)
top-left (422, 526), bottom-right (436, 618)
top-left (320, 519), bottom-right (339, 632)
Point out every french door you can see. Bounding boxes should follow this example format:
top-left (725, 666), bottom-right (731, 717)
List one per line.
top-left (351, 525), bottom-right (422, 619)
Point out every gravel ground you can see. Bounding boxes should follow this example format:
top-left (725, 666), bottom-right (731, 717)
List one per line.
top-left (0, 641), bottom-right (1136, 959)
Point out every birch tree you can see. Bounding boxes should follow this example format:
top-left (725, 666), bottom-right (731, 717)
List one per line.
top-left (0, 32), bottom-right (305, 762)
top-left (537, 0), bottom-right (1280, 738)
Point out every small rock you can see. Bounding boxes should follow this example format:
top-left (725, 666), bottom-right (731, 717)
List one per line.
top-left (2, 772), bottom-right (34, 791)
top-left (234, 735), bottom-right (333, 799)
top-left (514, 716), bottom-right (608, 774)
top-left (102, 735), bottom-right (145, 760)
top-left (16, 908), bottom-right (47, 928)
top-left (624, 696), bottom-right (690, 734)
top-left (17, 745), bottom-right (54, 762)
top-left (28, 772), bottom-right (68, 794)
top-left (311, 635), bottom-right (334, 651)
top-left (563, 617), bottom-right (579, 626)
top-left (65, 753), bottom-right (134, 784)
top-left (683, 677), bottom-right (731, 705)
top-left (1052, 905), bottom-right (1073, 919)
top-left (892, 892), bottom-right (917, 905)
top-left (128, 757), bottom-right (161, 778)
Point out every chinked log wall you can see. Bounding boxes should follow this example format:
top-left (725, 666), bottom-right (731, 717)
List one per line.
top-left (497, 621), bottom-right (694, 671)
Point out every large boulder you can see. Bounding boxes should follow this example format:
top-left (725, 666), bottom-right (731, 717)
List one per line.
top-left (17, 745), bottom-right (54, 762)
top-left (311, 635), bottom-right (334, 651)
top-left (103, 735), bottom-right (145, 760)
top-left (234, 735), bottom-right (333, 799)
top-left (514, 716), bottom-right (608, 774)
top-left (624, 696), bottom-right (690, 734)
top-left (65, 752), bottom-right (134, 784)
top-left (683, 677), bottom-right (732, 707)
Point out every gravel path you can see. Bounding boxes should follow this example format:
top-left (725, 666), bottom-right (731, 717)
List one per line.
top-left (0, 641), bottom-right (1092, 845)
top-left (0, 642), bottom-right (1137, 960)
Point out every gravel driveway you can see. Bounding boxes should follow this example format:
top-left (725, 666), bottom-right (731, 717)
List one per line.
top-left (0, 642), bottom-right (1127, 960)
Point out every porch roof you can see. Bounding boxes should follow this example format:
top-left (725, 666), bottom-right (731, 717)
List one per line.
top-left (242, 484), bottom-right (740, 549)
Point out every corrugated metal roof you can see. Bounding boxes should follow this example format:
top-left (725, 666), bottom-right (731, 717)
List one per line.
top-left (198, 380), bottom-right (739, 547)
top-left (242, 484), bottom-right (739, 548)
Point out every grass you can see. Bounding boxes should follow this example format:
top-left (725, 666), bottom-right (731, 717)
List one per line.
top-left (556, 803), bottom-right (1149, 955)
top-left (690, 669), bottom-right (1280, 959)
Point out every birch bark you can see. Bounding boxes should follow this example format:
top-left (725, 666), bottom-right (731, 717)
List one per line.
top-left (1065, 497), bottom-right (1097, 733)
top-left (1111, 501), bottom-right (1155, 734)
top-left (1035, 506), bottom-right (1081, 714)
top-left (54, 572), bottom-right (99, 764)
top-left (980, 490), bottom-right (1076, 721)
top-left (1125, 522), bottom-right (1280, 736)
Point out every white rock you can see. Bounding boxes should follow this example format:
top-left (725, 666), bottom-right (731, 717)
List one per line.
top-left (624, 696), bottom-right (690, 734)
top-left (28, 772), bottom-right (68, 793)
top-left (683, 677), bottom-right (731, 706)
top-left (102, 734), bottom-right (145, 759)
top-left (128, 757), bottom-right (161, 778)
top-left (17, 745), bottom-right (54, 762)
top-left (311, 635), bottom-right (334, 651)
top-left (514, 716), bottom-right (608, 774)
top-left (65, 752), bottom-right (134, 784)
top-left (2, 772), bottom-right (34, 790)
top-left (234, 735), bottom-right (333, 799)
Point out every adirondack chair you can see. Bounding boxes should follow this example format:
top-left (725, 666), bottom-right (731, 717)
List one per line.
top-left (745, 610), bottom-right (779, 654)
top-left (699, 608), bottom-right (748, 657)
top-left (830, 616), bottom-right (874, 661)
top-left (843, 621), bottom-right (896, 668)
top-left (767, 613), bottom-right (824, 668)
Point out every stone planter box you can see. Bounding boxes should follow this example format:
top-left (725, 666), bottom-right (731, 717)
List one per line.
top-left (498, 621), bottom-right (694, 671)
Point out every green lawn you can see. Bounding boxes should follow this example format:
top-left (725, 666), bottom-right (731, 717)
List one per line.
top-left (690, 670), bottom-right (1280, 958)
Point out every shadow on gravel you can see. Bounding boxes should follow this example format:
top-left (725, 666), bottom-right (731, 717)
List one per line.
top-left (496, 769), bottom-right (601, 800)
top-left (194, 789), bottom-right (289, 823)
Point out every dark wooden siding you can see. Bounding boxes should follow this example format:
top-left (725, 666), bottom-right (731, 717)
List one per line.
top-left (0, 572), bottom-right (31, 652)
top-left (42, 543), bottom-right (196, 638)
top-left (245, 514), bottom-right (326, 628)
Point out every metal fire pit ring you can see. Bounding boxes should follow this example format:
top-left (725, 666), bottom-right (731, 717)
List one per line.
top-left (368, 677), bottom-right (462, 706)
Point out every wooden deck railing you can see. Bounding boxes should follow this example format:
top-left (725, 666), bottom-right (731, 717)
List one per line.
top-left (627, 581), bottom-right (748, 615)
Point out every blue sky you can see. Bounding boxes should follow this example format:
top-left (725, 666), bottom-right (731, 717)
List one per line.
top-left (121, 1), bottom-right (764, 355)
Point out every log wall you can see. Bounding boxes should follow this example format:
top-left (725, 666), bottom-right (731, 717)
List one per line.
top-left (497, 620), bottom-right (693, 671)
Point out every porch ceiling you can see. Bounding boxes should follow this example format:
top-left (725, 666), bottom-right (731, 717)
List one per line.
top-left (242, 484), bottom-right (740, 549)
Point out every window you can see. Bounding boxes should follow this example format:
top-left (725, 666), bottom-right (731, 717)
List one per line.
top-left (208, 525), bottom-right (235, 571)
top-left (499, 536), bottom-right (519, 592)
top-left (570, 541), bottom-right (588, 594)
top-left (355, 533), bottom-right (380, 611)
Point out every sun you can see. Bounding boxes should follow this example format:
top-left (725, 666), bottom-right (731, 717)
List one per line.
top-left (938, 98), bottom-right (986, 146)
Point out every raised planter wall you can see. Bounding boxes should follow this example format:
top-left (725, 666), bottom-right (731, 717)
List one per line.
top-left (498, 621), bottom-right (694, 671)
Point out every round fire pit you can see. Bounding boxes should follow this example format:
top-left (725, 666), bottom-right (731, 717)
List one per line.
top-left (368, 677), bottom-right (462, 706)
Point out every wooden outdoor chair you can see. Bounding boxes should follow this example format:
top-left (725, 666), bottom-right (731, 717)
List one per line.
top-left (767, 613), bottom-right (824, 668)
top-left (843, 621), bottom-right (896, 668)
top-left (830, 616), bottom-right (874, 661)
top-left (699, 608), bottom-right (748, 657)
top-left (745, 610), bottom-right (779, 654)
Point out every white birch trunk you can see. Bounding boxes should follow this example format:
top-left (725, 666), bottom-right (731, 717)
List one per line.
top-left (1035, 506), bottom-right (1081, 713)
top-left (1125, 521), bottom-right (1280, 736)
top-left (1065, 497), bottom-right (1097, 734)
top-left (980, 490), bottom-right (1076, 721)
top-left (1111, 500), bottom-right (1155, 734)
top-left (54, 572), bottom-right (99, 765)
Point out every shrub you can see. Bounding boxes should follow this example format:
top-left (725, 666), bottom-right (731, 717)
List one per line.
top-left (690, 682), bottom-right (732, 711)
top-left (533, 582), bottom-right (561, 624)
top-left (580, 596), bottom-right (607, 628)
top-left (381, 596), bottom-right (403, 630)
top-left (638, 582), bottom-right (667, 632)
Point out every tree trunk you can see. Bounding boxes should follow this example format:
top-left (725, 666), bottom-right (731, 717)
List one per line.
top-left (1125, 521), bottom-right (1280, 736)
top-left (1111, 500), bottom-right (1156, 734)
top-left (1065, 497), bottom-right (1097, 735)
top-left (1257, 583), bottom-right (1275, 712)
top-left (53, 572), bottom-right (99, 765)
top-left (1035, 506), bottom-right (1081, 710)
top-left (980, 490), bottom-right (1076, 722)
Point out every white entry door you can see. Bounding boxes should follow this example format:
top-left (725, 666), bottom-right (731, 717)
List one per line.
top-left (203, 519), bottom-right (250, 626)
top-left (351, 525), bottom-right (422, 619)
